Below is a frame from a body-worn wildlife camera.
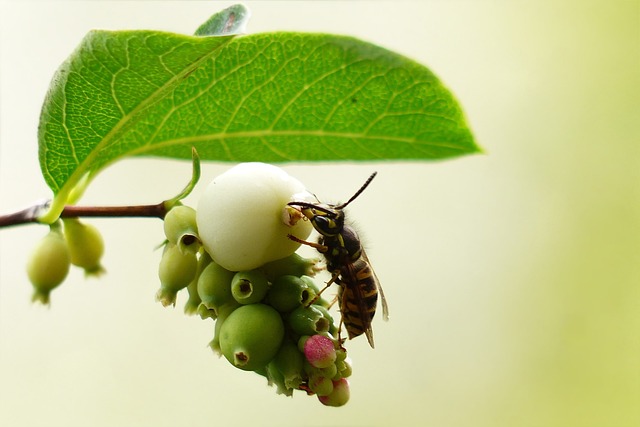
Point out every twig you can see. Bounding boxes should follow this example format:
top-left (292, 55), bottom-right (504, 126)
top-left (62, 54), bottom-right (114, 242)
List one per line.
top-left (0, 201), bottom-right (167, 228)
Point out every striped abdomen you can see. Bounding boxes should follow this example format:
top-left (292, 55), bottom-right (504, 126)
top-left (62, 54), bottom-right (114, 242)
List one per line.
top-left (338, 258), bottom-right (379, 347)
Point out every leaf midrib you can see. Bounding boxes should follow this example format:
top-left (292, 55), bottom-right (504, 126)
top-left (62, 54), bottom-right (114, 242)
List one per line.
top-left (59, 35), bottom-right (235, 192)
top-left (129, 129), bottom-right (467, 156)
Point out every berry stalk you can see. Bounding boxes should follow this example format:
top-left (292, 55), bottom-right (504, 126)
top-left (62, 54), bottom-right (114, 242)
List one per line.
top-left (0, 201), bottom-right (168, 228)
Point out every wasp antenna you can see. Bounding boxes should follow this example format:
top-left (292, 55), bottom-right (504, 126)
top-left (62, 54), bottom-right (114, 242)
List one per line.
top-left (287, 201), bottom-right (336, 216)
top-left (337, 172), bottom-right (377, 209)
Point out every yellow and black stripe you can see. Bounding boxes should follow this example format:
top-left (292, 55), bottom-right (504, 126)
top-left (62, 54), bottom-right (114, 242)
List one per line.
top-left (339, 258), bottom-right (380, 347)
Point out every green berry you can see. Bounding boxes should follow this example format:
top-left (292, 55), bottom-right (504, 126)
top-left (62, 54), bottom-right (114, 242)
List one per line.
top-left (335, 359), bottom-right (353, 379)
top-left (260, 253), bottom-right (321, 281)
top-left (219, 304), bottom-right (284, 371)
top-left (62, 218), bottom-right (105, 275)
top-left (156, 242), bottom-right (197, 307)
top-left (184, 252), bottom-right (211, 315)
top-left (184, 278), bottom-right (201, 315)
top-left (300, 275), bottom-right (321, 293)
top-left (288, 305), bottom-right (331, 336)
top-left (163, 205), bottom-right (200, 253)
top-left (266, 359), bottom-right (291, 396)
top-left (270, 339), bottom-right (304, 391)
top-left (231, 270), bottom-right (269, 305)
top-left (197, 303), bottom-right (217, 321)
top-left (304, 358), bottom-right (338, 380)
top-left (318, 378), bottom-right (350, 407)
top-left (300, 276), bottom-right (330, 308)
top-left (209, 302), bottom-right (240, 355)
top-left (308, 374), bottom-right (334, 397)
top-left (310, 304), bottom-right (337, 336)
top-left (197, 260), bottom-right (235, 311)
top-left (317, 362), bottom-right (338, 380)
top-left (27, 226), bottom-right (71, 304)
top-left (267, 275), bottom-right (315, 313)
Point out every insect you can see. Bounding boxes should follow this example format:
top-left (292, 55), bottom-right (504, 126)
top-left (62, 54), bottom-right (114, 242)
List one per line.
top-left (287, 172), bottom-right (389, 348)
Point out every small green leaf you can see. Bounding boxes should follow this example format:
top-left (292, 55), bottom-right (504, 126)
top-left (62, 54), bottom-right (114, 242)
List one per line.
top-left (195, 4), bottom-right (251, 36)
top-left (38, 24), bottom-right (479, 221)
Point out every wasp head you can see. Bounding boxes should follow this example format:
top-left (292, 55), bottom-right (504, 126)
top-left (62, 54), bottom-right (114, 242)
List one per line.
top-left (287, 171), bottom-right (377, 238)
top-left (287, 202), bottom-right (345, 237)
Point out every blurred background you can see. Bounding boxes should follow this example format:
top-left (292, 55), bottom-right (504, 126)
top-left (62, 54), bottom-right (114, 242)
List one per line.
top-left (0, 1), bottom-right (638, 426)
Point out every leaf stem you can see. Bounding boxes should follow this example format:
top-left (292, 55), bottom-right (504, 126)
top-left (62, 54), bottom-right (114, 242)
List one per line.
top-left (0, 201), bottom-right (167, 228)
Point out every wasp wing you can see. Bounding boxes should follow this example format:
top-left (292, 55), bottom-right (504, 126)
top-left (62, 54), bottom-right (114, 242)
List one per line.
top-left (360, 250), bottom-right (389, 321)
top-left (339, 253), bottom-right (384, 348)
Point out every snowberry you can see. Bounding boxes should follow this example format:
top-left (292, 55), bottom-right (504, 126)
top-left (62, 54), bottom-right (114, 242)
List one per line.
top-left (27, 226), bottom-right (71, 304)
top-left (309, 374), bottom-right (334, 397)
top-left (197, 260), bottom-right (235, 312)
top-left (62, 218), bottom-right (105, 275)
top-left (269, 339), bottom-right (304, 391)
top-left (196, 163), bottom-right (313, 271)
top-left (260, 253), bottom-right (321, 280)
top-left (288, 304), bottom-right (331, 336)
top-left (303, 334), bottom-right (337, 369)
top-left (267, 275), bottom-right (315, 313)
top-left (183, 253), bottom-right (211, 315)
top-left (231, 269), bottom-right (269, 305)
top-left (163, 205), bottom-right (200, 253)
top-left (156, 242), bottom-right (198, 307)
top-left (318, 378), bottom-right (350, 407)
top-left (219, 303), bottom-right (284, 371)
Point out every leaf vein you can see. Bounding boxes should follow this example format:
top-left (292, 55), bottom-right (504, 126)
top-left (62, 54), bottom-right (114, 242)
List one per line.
top-left (269, 54), bottom-right (375, 131)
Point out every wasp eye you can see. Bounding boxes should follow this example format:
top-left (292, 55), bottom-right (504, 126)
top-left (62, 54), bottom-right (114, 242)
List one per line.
top-left (313, 216), bottom-right (335, 234)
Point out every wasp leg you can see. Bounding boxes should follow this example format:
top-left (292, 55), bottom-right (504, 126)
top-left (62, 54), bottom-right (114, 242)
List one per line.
top-left (326, 293), bottom-right (339, 309)
top-left (305, 272), bottom-right (338, 307)
top-left (337, 315), bottom-right (347, 351)
top-left (287, 234), bottom-right (329, 252)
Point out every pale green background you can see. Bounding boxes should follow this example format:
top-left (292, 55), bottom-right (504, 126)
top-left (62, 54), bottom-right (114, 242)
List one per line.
top-left (0, 1), bottom-right (638, 426)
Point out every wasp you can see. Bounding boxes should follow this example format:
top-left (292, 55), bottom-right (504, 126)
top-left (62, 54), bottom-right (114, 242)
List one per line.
top-left (287, 172), bottom-right (389, 348)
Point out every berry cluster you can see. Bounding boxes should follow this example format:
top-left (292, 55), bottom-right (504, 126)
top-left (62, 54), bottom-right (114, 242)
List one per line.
top-left (193, 255), bottom-right (352, 405)
top-left (25, 163), bottom-right (353, 406)
top-left (157, 163), bottom-right (352, 406)
top-left (27, 218), bottom-right (105, 304)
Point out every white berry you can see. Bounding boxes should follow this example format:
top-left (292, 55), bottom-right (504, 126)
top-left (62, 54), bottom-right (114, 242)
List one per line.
top-left (196, 163), bottom-right (313, 271)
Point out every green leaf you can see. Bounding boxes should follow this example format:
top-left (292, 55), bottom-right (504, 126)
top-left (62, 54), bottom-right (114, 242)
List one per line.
top-left (38, 30), bottom-right (235, 221)
top-left (195, 4), bottom-right (251, 36)
top-left (38, 26), bottom-right (479, 221)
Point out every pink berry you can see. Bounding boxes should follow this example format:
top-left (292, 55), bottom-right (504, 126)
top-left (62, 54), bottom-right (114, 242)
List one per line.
top-left (303, 334), bottom-right (337, 369)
